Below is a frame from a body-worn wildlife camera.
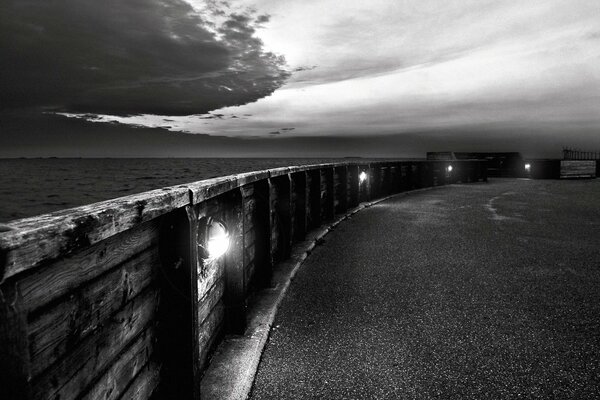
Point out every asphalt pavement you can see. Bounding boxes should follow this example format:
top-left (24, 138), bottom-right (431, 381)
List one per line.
top-left (250, 178), bottom-right (600, 399)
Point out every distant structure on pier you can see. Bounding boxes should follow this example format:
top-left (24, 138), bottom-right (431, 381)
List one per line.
top-left (426, 152), bottom-right (524, 177)
top-left (562, 147), bottom-right (600, 161)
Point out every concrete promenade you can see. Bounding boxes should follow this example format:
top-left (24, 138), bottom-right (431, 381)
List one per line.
top-left (250, 179), bottom-right (600, 399)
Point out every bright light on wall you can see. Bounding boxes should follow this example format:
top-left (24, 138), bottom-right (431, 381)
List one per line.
top-left (359, 171), bottom-right (368, 184)
top-left (206, 221), bottom-right (230, 259)
top-left (524, 163), bottom-right (531, 171)
top-left (447, 165), bottom-right (453, 172)
top-left (198, 218), bottom-right (230, 261)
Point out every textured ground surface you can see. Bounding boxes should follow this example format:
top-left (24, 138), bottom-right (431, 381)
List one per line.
top-left (250, 178), bottom-right (600, 399)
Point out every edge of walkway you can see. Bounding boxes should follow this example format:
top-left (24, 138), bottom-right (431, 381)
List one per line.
top-left (199, 186), bottom-right (445, 400)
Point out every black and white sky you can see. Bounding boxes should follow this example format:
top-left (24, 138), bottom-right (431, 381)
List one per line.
top-left (1, 0), bottom-right (599, 157)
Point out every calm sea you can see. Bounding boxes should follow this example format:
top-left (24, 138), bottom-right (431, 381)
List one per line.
top-left (0, 158), bottom-right (382, 222)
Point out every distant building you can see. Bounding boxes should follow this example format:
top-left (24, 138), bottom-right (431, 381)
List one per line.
top-left (426, 152), bottom-right (525, 177)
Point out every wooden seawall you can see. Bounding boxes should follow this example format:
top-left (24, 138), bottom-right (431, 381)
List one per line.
top-left (0, 160), bottom-right (486, 400)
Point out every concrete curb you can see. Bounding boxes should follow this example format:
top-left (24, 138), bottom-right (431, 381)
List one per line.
top-left (199, 186), bottom-right (444, 399)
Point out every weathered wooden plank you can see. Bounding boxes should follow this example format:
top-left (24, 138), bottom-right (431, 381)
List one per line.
top-left (560, 160), bottom-right (596, 178)
top-left (198, 302), bottom-right (224, 370)
top-left (117, 361), bottom-right (161, 400)
top-left (198, 258), bottom-right (225, 302)
top-left (0, 186), bottom-right (189, 281)
top-left (14, 219), bottom-right (160, 313)
top-left (31, 288), bottom-right (159, 400)
top-left (187, 171), bottom-right (270, 205)
top-left (27, 247), bottom-right (159, 378)
top-left (79, 326), bottom-right (155, 400)
top-left (198, 279), bottom-right (225, 326)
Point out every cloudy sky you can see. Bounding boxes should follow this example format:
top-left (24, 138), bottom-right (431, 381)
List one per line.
top-left (1, 0), bottom-right (599, 157)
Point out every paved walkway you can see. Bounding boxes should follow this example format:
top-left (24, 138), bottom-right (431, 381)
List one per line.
top-left (250, 179), bottom-right (600, 399)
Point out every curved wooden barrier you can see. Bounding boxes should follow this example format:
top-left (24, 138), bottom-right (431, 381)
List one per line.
top-left (0, 160), bottom-right (486, 400)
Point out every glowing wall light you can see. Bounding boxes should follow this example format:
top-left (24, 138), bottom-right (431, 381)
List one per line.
top-left (447, 165), bottom-right (453, 173)
top-left (524, 163), bottom-right (531, 172)
top-left (359, 171), bottom-right (368, 184)
top-left (198, 218), bottom-right (230, 260)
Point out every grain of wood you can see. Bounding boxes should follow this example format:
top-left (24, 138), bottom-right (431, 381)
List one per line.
top-left (198, 259), bottom-right (224, 302)
top-left (0, 186), bottom-right (188, 280)
top-left (31, 288), bottom-right (159, 400)
top-left (14, 220), bottom-right (160, 312)
top-left (198, 279), bottom-right (225, 326)
top-left (118, 361), bottom-right (161, 400)
top-left (198, 302), bottom-right (225, 369)
top-left (79, 326), bottom-right (156, 400)
top-left (27, 247), bottom-right (159, 377)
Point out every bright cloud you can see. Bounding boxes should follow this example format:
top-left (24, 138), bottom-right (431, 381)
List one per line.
top-left (78, 0), bottom-right (600, 139)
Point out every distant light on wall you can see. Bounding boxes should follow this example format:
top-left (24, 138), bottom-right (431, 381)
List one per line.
top-left (198, 218), bottom-right (230, 260)
top-left (524, 163), bottom-right (531, 171)
top-left (447, 165), bottom-right (453, 172)
top-left (359, 171), bottom-right (368, 184)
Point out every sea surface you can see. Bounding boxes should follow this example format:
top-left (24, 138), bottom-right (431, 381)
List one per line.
top-left (0, 158), bottom-right (384, 222)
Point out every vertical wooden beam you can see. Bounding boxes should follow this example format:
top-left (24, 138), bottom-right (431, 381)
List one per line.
top-left (322, 168), bottom-right (335, 220)
top-left (308, 170), bottom-right (321, 229)
top-left (390, 164), bottom-right (401, 193)
top-left (436, 161), bottom-right (445, 186)
top-left (156, 208), bottom-right (195, 400)
top-left (291, 172), bottom-right (307, 242)
top-left (369, 164), bottom-right (379, 199)
top-left (224, 189), bottom-right (246, 335)
top-left (480, 160), bottom-right (488, 182)
top-left (399, 162), bottom-right (408, 192)
top-left (272, 175), bottom-right (292, 262)
top-left (348, 165), bottom-right (360, 208)
top-left (382, 165), bottom-right (391, 195)
top-left (334, 166), bottom-right (348, 214)
top-left (253, 180), bottom-right (272, 288)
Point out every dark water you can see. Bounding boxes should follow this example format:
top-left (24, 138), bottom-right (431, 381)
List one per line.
top-left (0, 158), bottom-right (375, 222)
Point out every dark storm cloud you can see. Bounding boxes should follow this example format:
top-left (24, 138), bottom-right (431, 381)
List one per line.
top-left (0, 0), bottom-right (289, 115)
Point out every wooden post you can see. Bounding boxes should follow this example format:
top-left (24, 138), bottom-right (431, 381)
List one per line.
top-left (380, 166), bottom-right (390, 195)
top-left (308, 169), bottom-right (321, 229)
top-left (481, 160), bottom-right (488, 182)
top-left (155, 208), bottom-right (195, 399)
top-left (253, 180), bottom-right (272, 288)
top-left (334, 166), bottom-right (348, 214)
top-left (224, 189), bottom-right (246, 335)
top-left (272, 175), bottom-right (292, 262)
top-left (390, 164), bottom-right (401, 193)
top-left (348, 165), bottom-right (360, 208)
top-left (370, 164), bottom-right (380, 199)
top-left (291, 172), bottom-right (307, 242)
top-left (321, 168), bottom-right (335, 221)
